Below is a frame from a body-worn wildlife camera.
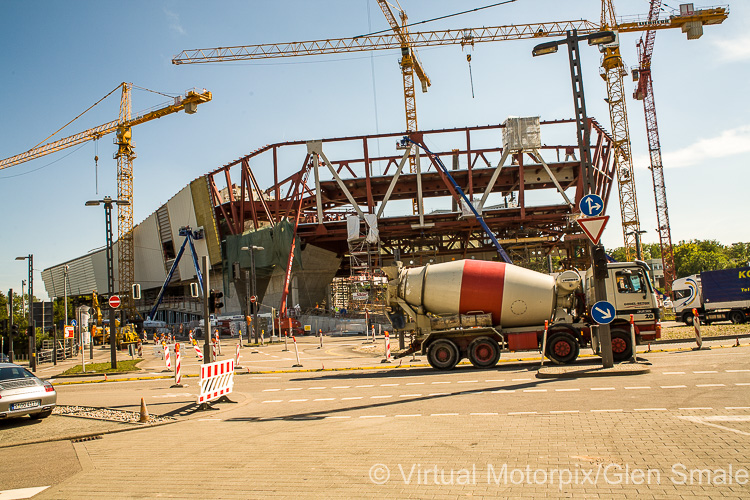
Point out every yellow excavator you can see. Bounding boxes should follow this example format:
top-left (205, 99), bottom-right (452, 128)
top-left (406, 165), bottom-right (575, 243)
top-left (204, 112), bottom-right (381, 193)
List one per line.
top-left (90, 292), bottom-right (139, 347)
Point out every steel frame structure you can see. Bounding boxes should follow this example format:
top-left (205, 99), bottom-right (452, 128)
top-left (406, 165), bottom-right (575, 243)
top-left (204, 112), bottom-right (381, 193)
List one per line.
top-left (205, 119), bottom-right (615, 269)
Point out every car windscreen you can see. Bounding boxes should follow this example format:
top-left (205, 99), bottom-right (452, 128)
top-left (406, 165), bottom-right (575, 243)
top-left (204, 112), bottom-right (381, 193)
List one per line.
top-left (0, 366), bottom-right (36, 380)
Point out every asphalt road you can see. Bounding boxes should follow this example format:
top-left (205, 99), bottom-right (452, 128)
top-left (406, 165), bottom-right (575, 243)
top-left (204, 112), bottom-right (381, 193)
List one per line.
top-left (1, 342), bottom-right (748, 498)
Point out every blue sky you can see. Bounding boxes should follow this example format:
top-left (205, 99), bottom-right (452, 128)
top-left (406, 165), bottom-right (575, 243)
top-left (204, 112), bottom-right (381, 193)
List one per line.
top-left (1, 0), bottom-right (748, 300)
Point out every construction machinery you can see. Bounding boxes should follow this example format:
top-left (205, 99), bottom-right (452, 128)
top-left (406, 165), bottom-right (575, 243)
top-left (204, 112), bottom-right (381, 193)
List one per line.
top-left (173, 4), bottom-right (726, 256)
top-left (0, 84), bottom-right (211, 316)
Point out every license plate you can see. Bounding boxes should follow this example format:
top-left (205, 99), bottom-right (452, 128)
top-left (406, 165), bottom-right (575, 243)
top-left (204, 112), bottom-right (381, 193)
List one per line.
top-left (10, 400), bottom-right (40, 411)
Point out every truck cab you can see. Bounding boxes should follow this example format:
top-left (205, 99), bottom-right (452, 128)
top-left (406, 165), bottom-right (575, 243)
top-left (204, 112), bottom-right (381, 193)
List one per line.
top-left (672, 274), bottom-right (702, 324)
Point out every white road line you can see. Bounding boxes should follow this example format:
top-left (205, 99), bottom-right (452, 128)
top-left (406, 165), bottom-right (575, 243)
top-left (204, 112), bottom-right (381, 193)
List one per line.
top-left (457, 380), bottom-right (478, 384)
top-left (262, 400), bottom-right (282, 403)
top-left (727, 369), bottom-right (750, 373)
top-left (694, 370), bottom-right (718, 374)
top-left (470, 412), bottom-right (499, 416)
top-left (399, 394), bottom-right (422, 397)
top-left (371, 395), bottom-right (392, 399)
top-left (380, 383), bottom-right (399, 387)
top-left (523, 389), bottom-right (547, 393)
top-left (285, 388), bottom-right (303, 391)
top-left (289, 399), bottom-right (308, 402)
top-left (395, 414), bottom-right (422, 418)
top-left (333, 386), bottom-right (351, 389)
top-left (314, 398), bottom-right (335, 401)
top-left (262, 389), bottom-right (280, 392)
top-left (661, 385), bottom-right (687, 389)
top-left (485, 379), bottom-right (505, 382)
top-left (625, 386), bottom-right (651, 390)
top-left (696, 384), bottom-right (726, 387)
top-left (356, 384), bottom-right (374, 388)
top-left (679, 407), bottom-right (713, 410)
top-left (634, 408), bottom-right (667, 411)
top-left (310, 386), bottom-right (327, 390)
top-left (429, 392), bottom-right (449, 396)
top-left (492, 390), bottom-right (515, 393)
top-left (359, 415), bottom-right (386, 419)
top-left (432, 381), bottom-right (451, 384)
top-left (325, 416), bottom-right (350, 419)
top-left (341, 397), bottom-right (362, 400)
top-left (735, 383), bottom-right (750, 386)
top-left (508, 411), bottom-right (537, 415)
top-left (431, 413), bottom-right (459, 416)
top-left (555, 388), bottom-right (580, 392)
top-left (662, 371), bottom-right (685, 375)
top-left (406, 382), bottom-right (424, 385)
top-left (726, 407), bottom-right (750, 410)
top-left (0, 486), bottom-right (50, 499)
top-left (591, 409), bottom-right (623, 413)
top-left (591, 387), bottom-right (615, 391)
top-left (550, 410), bottom-right (579, 414)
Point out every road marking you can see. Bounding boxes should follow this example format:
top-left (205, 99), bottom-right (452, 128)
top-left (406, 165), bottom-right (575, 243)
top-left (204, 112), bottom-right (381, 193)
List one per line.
top-left (333, 386), bottom-right (351, 389)
top-left (310, 386), bottom-right (327, 390)
top-left (470, 412), bottom-right (499, 416)
top-left (727, 369), bottom-right (750, 373)
top-left (395, 414), bottom-right (422, 418)
top-left (591, 387), bottom-right (615, 391)
top-left (726, 407), bottom-right (750, 410)
top-left (325, 416), bottom-right (350, 419)
top-left (289, 399), bottom-right (308, 402)
top-left (457, 380), bottom-right (478, 384)
top-left (694, 370), bottom-right (718, 374)
top-left (380, 383), bottom-right (399, 387)
top-left (550, 410), bottom-right (579, 414)
top-left (314, 398), bottom-right (335, 401)
top-left (431, 413), bottom-right (459, 416)
top-left (399, 394), bottom-right (422, 397)
top-left (356, 384), bottom-right (374, 388)
top-left (508, 411), bottom-right (537, 415)
top-left (663, 371), bottom-right (685, 375)
top-left (679, 407), bottom-right (713, 410)
top-left (406, 382), bottom-right (424, 385)
top-left (492, 389), bottom-right (515, 393)
top-left (485, 379), bottom-right (505, 382)
top-left (678, 415), bottom-right (750, 437)
top-left (285, 388), bottom-right (303, 391)
top-left (696, 384), bottom-right (725, 387)
top-left (432, 381), bottom-right (451, 384)
top-left (341, 397), bottom-right (362, 400)
top-left (635, 408), bottom-right (667, 411)
top-left (735, 383), bottom-right (750, 386)
top-left (555, 388), bottom-right (580, 392)
top-left (262, 389), bottom-right (280, 392)
top-left (429, 392), bottom-right (449, 396)
top-left (661, 385), bottom-right (687, 389)
top-left (0, 486), bottom-right (50, 499)
top-left (262, 400), bottom-right (282, 403)
top-left (523, 389), bottom-right (547, 393)
top-left (591, 409), bottom-right (623, 412)
top-left (359, 415), bottom-right (386, 419)
top-left (625, 386), bottom-right (651, 390)
top-left (371, 395), bottom-right (392, 399)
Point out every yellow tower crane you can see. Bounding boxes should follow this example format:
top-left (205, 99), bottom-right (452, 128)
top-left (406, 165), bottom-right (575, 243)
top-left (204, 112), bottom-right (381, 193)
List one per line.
top-left (173, 5), bottom-right (726, 247)
top-left (0, 83), bottom-right (212, 313)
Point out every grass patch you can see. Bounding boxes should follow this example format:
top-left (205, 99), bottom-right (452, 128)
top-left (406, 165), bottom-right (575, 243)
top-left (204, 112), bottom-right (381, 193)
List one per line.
top-left (61, 359), bottom-right (143, 375)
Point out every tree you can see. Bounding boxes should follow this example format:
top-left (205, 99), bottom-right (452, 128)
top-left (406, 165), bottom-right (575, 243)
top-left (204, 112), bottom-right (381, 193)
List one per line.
top-left (673, 239), bottom-right (732, 278)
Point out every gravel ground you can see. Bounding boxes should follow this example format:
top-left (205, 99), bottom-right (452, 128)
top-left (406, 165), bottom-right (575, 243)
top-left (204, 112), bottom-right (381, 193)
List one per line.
top-left (53, 405), bottom-right (176, 424)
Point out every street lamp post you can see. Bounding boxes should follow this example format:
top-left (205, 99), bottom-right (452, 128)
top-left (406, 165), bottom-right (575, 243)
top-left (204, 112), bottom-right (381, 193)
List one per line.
top-left (15, 255), bottom-right (34, 371)
top-left (86, 196), bottom-right (130, 369)
top-left (627, 230), bottom-right (648, 261)
top-left (533, 29), bottom-right (617, 368)
top-left (241, 246), bottom-right (264, 344)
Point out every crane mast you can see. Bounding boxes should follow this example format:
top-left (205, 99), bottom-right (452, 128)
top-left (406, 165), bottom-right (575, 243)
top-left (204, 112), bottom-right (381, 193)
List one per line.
top-left (634, 0), bottom-right (676, 295)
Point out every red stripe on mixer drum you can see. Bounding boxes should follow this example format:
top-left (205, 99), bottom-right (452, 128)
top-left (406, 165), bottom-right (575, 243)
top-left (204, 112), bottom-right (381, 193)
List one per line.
top-left (459, 260), bottom-right (505, 325)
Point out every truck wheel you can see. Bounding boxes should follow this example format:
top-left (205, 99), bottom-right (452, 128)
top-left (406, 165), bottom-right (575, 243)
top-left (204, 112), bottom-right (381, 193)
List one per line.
top-left (427, 339), bottom-right (460, 370)
top-left (681, 311), bottom-right (694, 326)
top-left (610, 329), bottom-right (632, 362)
top-left (546, 332), bottom-right (579, 365)
top-left (730, 311), bottom-right (745, 324)
top-left (467, 337), bottom-right (500, 368)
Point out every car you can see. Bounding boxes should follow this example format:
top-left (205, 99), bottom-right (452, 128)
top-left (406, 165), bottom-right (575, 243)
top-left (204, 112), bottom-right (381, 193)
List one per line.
top-left (0, 354), bottom-right (9, 363)
top-left (0, 362), bottom-right (57, 420)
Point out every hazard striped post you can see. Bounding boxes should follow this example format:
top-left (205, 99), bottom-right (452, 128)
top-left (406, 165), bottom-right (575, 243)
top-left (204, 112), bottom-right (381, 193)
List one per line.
top-left (629, 314), bottom-right (637, 362)
top-left (212, 337), bottom-right (217, 359)
top-left (235, 343), bottom-right (241, 368)
top-left (172, 343), bottom-right (183, 387)
top-left (540, 320), bottom-right (549, 366)
top-left (215, 330), bottom-right (222, 355)
top-left (292, 336), bottom-right (302, 367)
top-left (371, 324), bottom-right (375, 343)
top-left (193, 343), bottom-right (204, 360)
top-left (137, 341), bottom-right (143, 358)
top-left (318, 329), bottom-right (323, 349)
top-left (189, 331), bottom-right (194, 344)
top-left (381, 330), bottom-right (391, 363)
top-left (693, 308), bottom-right (703, 349)
top-left (164, 344), bottom-right (172, 371)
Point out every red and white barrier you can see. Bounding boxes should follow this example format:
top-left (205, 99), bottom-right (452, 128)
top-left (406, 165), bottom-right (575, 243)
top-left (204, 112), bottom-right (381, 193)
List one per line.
top-left (629, 314), bottom-right (637, 362)
top-left (693, 308), bottom-right (703, 349)
top-left (382, 330), bottom-right (392, 363)
top-left (193, 344), bottom-right (204, 360)
top-left (235, 343), bottom-right (241, 367)
top-left (215, 330), bottom-right (222, 355)
top-left (292, 336), bottom-right (302, 367)
top-left (164, 344), bottom-right (172, 370)
top-left (371, 324), bottom-right (375, 342)
top-left (197, 358), bottom-right (235, 404)
top-left (189, 331), bottom-right (194, 344)
top-left (540, 319), bottom-right (549, 366)
top-left (174, 343), bottom-right (182, 386)
top-left (318, 329), bottom-right (323, 349)
top-left (137, 342), bottom-right (143, 358)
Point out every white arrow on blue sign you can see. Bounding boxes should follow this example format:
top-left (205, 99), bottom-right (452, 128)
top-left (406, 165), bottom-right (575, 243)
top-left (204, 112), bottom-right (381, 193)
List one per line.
top-left (591, 300), bottom-right (616, 325)
top-left (71, 319), bottom-right (77, 327)
top-left (579, 194), bottom-right (604, 217)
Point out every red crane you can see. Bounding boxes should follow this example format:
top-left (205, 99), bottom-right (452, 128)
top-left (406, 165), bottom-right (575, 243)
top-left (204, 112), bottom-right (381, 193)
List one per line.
top-left (633, 0), bottom-right (676, 296)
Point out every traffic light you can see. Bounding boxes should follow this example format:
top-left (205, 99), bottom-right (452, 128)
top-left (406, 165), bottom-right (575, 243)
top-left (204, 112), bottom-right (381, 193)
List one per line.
top-left (209, 289), bottom-right (224, 313)
top-left (593, 244), bottom-right (609, 280)
top-left (11, 323), bottom-right (19, 338)
top-left (190, 283), bottom-right (199, 298)
top-left (132, 283), bottom-right (141, 300)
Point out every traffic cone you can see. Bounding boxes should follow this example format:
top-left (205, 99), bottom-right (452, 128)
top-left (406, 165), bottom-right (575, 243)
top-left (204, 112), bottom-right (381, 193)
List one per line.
top-left (104, 373), bottom-right (108, 381)
top-left (139, 397), bottom-right (150, 423)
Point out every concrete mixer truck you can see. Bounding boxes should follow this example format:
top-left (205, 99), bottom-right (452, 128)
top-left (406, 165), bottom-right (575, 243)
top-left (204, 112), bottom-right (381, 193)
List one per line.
top-left (384, 259), bottom-right (661, 369)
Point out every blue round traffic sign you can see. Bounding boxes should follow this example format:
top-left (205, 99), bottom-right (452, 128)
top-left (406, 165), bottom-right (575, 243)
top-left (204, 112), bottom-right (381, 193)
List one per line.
top-left (591, 300), bottom-right (616, 324)
top-left (71, 319), bottom-right (77, 326)
top-left (580, 194), bottom-right (604, 217)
